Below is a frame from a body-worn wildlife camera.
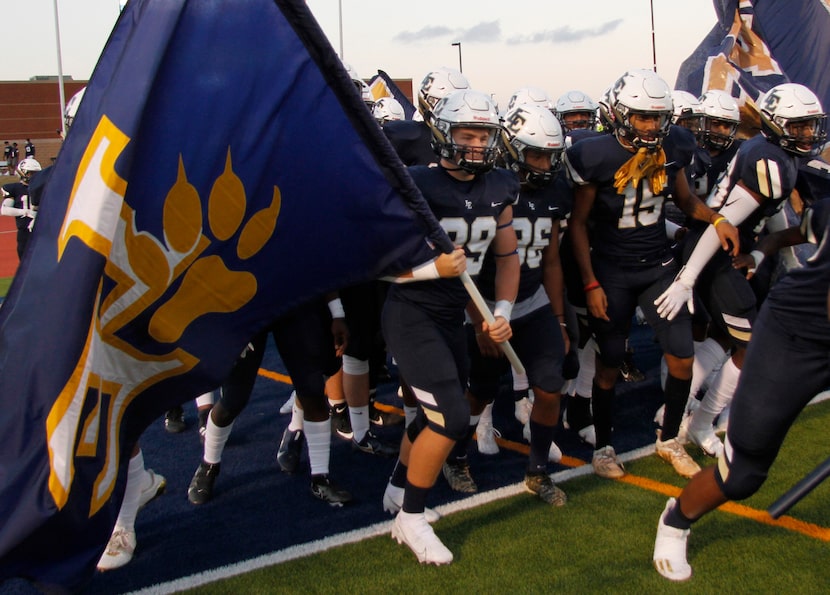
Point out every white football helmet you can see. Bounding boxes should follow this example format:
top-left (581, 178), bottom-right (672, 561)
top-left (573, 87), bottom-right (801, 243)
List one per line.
top-left (429, 90), bottom-right (501, 174)
top-left (17, 157), bottom-right (42, 183)
top-left (417, 67), bottom-right (470, 122)
top-left (555, 90), bottom-right (597, 131)
top-left (597, 85), bottom-right (615, 131)
top-left (759, 83), bottom-right (827, 156)
top-left (698, 90), bottom-right (740, 151)
top-left (609, 69), bottom-right (673, 149)
top-left (64, 86), bottom-right (86, 134)
top-left (670, 90), bottom-right (703, 132)
top-left (501, 104), bottom-right (565, 187)
top-left (342, 60), bottom-right (374, 109)
top-left (507, 86), bottom-right (555, 112)
top-left (372, 97), bottom-right (405, 124)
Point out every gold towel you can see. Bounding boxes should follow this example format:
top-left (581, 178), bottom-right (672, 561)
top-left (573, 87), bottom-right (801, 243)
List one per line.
top-left (613, 147), bottom-right (667, 195)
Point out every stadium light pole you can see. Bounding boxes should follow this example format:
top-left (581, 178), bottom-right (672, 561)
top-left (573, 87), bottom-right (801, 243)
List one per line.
top-left (649, 0), bottom-right (658, 73)
top-left (52, 0), bottom-right (67, 139)
top-left (338, 0), bottom-right (344, 59)
top-left (452, 42), bottom-right (462, 73)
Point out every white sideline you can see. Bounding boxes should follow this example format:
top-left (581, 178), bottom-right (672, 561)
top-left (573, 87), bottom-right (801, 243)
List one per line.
top-left (132, 391), bottom-right (830, 594)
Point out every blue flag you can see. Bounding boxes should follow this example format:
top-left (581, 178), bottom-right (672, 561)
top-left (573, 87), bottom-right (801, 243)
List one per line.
top-left (675, 0), bottom-right (830, 131)
top-left (369, 70), bottom-right (418, 120)
top-left (0, 0), bottom-right (451, 589)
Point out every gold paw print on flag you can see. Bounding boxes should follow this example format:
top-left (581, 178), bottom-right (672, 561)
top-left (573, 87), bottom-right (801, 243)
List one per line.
top-left (48, 118), bottom-right (282, 513)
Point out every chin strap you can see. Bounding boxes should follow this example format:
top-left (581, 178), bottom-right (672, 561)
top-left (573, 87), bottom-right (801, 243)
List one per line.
top-left (613, 146), bottom-right (667, 195)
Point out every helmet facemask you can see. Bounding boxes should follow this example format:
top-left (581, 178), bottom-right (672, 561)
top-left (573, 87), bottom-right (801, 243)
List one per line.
top-left (700, 116), bottom-right (738, 151)
top-left (613, 104), bottom-right (671, 150)
top-left (437, 125), bottom-right (500, 174)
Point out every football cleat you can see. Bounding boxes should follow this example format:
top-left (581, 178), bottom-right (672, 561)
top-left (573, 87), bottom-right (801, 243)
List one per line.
top-left (382, 483), bottom-right (441, 523)
top-left (138, 469), bottom-right (166, 510)
top-left (653, 498), bottom-right (692, 581)
top-left (352, 431), bottom-right (399, 457)
top-left (187, 461), bottom-right (220, 505)
top-left (656, 431), bottom-right (701, 478)
top-left (369, 401), bottom-right (405, 426)
top-left (330, 402), bottom-right (353, 440)
top-left (685, 422), bottom-right (724, 458)
top-left (592, 446), bottom-right (625, 479)
top-left (442, 459), bottom-right (478, 493)
top-left (476, 419), bottom-right (501, 455)
top-left (392, 511), bottom-right (453, 565)
top-left (620, 350), bottom-right (646, 383)
top-left (563, 406), bottom-right (596, 447)
top-left (524, 472), bottom-right (567, 506)
top-left (514, 396), bottom-right (532, 426)
top-left (164, 406), bottom-right (186, 433)
top-left (310, 474), bottom-right (352, 507)
top-left (276, 427), bottom-right (305, 473)
top-left (96, 528), bottom-right (136, 571)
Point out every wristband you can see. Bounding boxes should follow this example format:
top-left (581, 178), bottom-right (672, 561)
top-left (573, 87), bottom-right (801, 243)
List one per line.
top-left (712, 216), bottom-right (728, 227)
top-left (411, 260), bottom-right (440, 280)
top-left (327, 298), bottom-right (345, 319)
top-left (749, 250), bottom-right (765, 271)
top-left (559, 322), bottom-right (568, 328)
top-left (583, 280), bottom-right (601, 293)
top-left (494, 300), bottom-right (513, 322)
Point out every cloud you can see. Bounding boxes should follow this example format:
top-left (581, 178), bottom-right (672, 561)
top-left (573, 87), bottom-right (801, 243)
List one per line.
top-left (394, 21), bottom-right (501, 43)
top-left (394, 25), bottom-right (455, 42)
top-left (507, 18), bottom-right (623, 44)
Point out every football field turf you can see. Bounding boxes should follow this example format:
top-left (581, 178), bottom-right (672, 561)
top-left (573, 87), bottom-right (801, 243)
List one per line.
top-left (70, 322), bottom-right (830, 594)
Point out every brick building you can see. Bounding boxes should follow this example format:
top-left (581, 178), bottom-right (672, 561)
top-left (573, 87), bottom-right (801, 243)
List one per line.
top-left (0, 78), bottom-right (87, 167)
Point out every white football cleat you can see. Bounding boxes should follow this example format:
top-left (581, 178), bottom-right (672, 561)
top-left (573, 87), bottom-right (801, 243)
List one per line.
top-left (279, 390), bottom-right (296, 415)
top-left (514, 397), bottom-right (532, 426)
top-left (392, 511), bottom-right (453, 565)
top-left (97, 528), bottom-right (136, 571)
top-left (653, 498), bottom-right (692, 581)
top-left (476, 419), bottom-right (500, 455)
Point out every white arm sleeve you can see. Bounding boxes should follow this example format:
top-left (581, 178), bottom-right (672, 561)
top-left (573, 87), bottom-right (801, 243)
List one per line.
top-left (1, 197), bottom-right (28, 218)
top-left (679, 184), bottom-right (760, 285)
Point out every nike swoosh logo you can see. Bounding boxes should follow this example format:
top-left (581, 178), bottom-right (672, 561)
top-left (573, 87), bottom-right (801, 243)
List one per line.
top-left (661, 257), bottom-right (674, 267)
top-left (548, 206), bottom-right (559, 211)
top-left (664, 161), bottom-right (677, 167)
top-left (491, 202), bottom-right (502, 207)
top-left (724, 200), bottom-right (738, 207)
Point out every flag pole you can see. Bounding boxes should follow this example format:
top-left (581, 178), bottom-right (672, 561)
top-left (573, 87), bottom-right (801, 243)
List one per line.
top-left (460, 271), bottom-right (526, 375)
top-left (767, 455), bottom-right (830, 519)
top-left (52, 0), bottom-right (67, 138)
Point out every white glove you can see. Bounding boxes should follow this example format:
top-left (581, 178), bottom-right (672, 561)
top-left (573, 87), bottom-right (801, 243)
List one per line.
top-left (654, 266), bottom-right (695, 321)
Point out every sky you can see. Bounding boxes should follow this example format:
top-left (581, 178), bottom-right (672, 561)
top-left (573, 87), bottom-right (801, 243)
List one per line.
top-left (4, 0), bottom-right (718, 108)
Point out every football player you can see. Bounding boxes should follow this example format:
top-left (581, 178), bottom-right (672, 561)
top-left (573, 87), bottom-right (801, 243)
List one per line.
top-left (464, 103), bottom-right (570, 505)
top-left (382, 89), bottom-right (519, 564)
top-left (555, 90), bottom-right (598, 133)
top-left (1, 157), bottom-right (41, 259)
top-left (371, 96), bottom-right (406, 125)
top-left (189, 297), bottom-right (353, 507)
top-left (565, 69), bottom-right (738, 479)
top-left (654, 196), bottom-right (830, 582)
top-left (654, 83), bottom-right (827, 457)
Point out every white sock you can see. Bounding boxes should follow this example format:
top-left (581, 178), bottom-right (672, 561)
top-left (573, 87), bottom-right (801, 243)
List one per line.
top-left (689, 338), bottom-right (729, 403)
top-left (115, 450), bottom-right (144, 531)
top-left (404, 405), bottom-right (418, 427)
top-left (689, 357), bottom-right (740, 432)
top-left (574, 338), bottom-right (597, 398)
top-left (304, 419), bottom-right (331, 476)
top-left (512, 370), bottom-right (529, 392)
top-left (350, 405), bottom-right (370, 443)
top-left (479, 402), bottom-right (494, 425)
top-left (288, 401), bottom-right (304, 432)
top-left (203, 416), bottom-right (234, 465)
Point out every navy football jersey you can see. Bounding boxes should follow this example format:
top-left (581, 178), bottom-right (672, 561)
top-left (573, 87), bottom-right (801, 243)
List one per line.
top-left (1, 181), bottom-right (34, 229)
top-left (382, 119), bottom-right (438, 166)
top-left (765, 198), bottom-right (830, 342)
top-left (387, 166), bottom-right (519, 320)
top-left (707, 134), bottom-right (799, 246)
top-left (689, 140), bottom-right (742, 199)
top-left (565, 126), bottom-right (695, 263)
top-left (477, 172), bottom-right (571, 302)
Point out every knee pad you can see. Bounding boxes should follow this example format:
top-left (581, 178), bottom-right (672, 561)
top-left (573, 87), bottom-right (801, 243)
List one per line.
top-left (342, 354), bottom-right (370, 375)
top-left (715, 437), bottom-right (771, 501)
